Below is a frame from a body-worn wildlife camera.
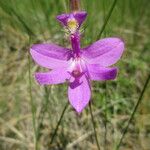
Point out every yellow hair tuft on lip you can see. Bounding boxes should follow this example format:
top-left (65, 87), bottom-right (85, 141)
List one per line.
top-left (67, 18), bottom-right (79, 33)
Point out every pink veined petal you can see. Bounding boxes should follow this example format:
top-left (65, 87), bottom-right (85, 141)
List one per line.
top-left (87, 64), bottom-right (118, 81)
top-left (30, 43), bottom-right (71, 69)
top-left (74, 11), bottom-right (87, 26)
top-left (68, 75), bottom-right (91, 113)
top-left (82, 38), bottom-right (125, 67)
top-left (35, 68), bottom-right (70, 85)
top-left (56, 13), bottom-right (69, 26)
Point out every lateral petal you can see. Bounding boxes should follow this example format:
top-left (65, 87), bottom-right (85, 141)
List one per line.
top-left (82, 38), bottom-right (124, 66)
top-left (87, 64), bottom-right (118, 81)
top-left (35, 68), bottom-right (70, 85)
top-left (30, 43), bottom-right (71, 69)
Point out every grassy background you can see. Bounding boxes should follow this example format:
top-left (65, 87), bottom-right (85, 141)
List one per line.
top-left (0, 0), bottom-right (150, 149)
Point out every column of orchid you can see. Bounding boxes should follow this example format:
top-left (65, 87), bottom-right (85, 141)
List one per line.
top-left (57, 0), bottom-right (87, 56)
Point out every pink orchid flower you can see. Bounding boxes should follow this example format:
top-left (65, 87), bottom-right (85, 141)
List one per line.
top-left (30, 10), bottom-right (124, 113)
top-left (30, 33), bottom-right (124, 113)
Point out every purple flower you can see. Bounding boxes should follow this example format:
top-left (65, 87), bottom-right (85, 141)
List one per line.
top-left (57, 11), bottom-right (87, 33)
top-left (30, 33), bottom-right (124, 113)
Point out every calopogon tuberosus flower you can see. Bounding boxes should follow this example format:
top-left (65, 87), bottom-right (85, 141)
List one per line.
top-left (30, 36), bottom-right (124, 113)
top-left (30, 11), bottom-right (125, 113)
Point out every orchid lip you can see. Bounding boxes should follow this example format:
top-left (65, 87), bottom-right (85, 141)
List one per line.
top-left (67, 17), bottom-right (79, 33)
top-left (56, 11), bottom-right (87, 30)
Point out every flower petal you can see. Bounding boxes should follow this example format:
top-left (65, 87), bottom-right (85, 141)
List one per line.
top-left (56, 13), bottom-right (69, 26)
top-left (57, 11), bottom-right (87, 27)
top-left (30, 43), bottom-right (71, 69)
top-left (74, 11), bottom-right (87, 26)
top-left (35, 68), bottom-right (70, 85)
top-left (82, 38), bottom-right (124, 66)
top-left (68, 75), bottom-right (91, 113)
top-left (87, 64), bottom-right (118, 81)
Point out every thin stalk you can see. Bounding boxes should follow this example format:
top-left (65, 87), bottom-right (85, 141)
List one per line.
top-left (28, 50), bottom-right (37, 150)
top-left (133, 0), bottom-right (147, 45)
top-left (102, 1), bottom-right (107, 146)
top-left (39, 1), bottom-right (50, 28)
top-left (102, 0), bottom-right (106, 36)
top-left (116, 73), bottom-right (150, 150)
top-left (36, 87), bottom-right (50, 142)
top-left (31, 0), bottom-right (46, 40)
top-left (96, 0), bottom-right (118, 40)
top-left (50, 102), bottom-right (69, 145)
top-left (104, 82), bottom-right (107, 150)
top-left (89, 102), bottom-right (101, 150)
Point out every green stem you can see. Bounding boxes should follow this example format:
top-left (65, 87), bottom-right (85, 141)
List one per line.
top-left (50, 102), bottom-right (69, 145)
top-left (116, 73), bottom-right (150, 150)
top-left (31, 0), bottom-right (46, 40)
top-left (96, 0), bottom-right (118, 40)
top-left (89, 102), bottom-right (101, 150)
top-left (36, 87), bottom-right (50, 142)
top-left (28, 49), bottom-right (37, 150)
top-left (104, 82), bottom-right (107, 150)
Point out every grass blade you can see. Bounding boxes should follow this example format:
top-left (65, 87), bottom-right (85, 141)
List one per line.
top-left (36, 87), bottom-right (50, 143)
top-left (28, 47), bottom-right (37, 149)
top-left (31, 0), bottom-right (46, 40)
top-left (104, 82), bottom-right (107, 150)
top-left (96, 0), bottom-right (118, 40)
top-left (50, 102), bottom-right (69, 146)
top-left (89, 102), bottom-right (101, 150)
top-left (116, 73), bottom-right (150, 150)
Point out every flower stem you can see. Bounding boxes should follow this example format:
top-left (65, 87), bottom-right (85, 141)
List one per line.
top-left (89, 102), bottom-right (101, 150)
top-left (50, 102), bottom-right (69, 145)
top-left (70, 0), bottom-right (80, 12)
top-left (104, 82), bottom-right (107, 150)
top-left (96, 0), bottom-right (118, 40)
top-left (116, 73), bottom-right (150, 150)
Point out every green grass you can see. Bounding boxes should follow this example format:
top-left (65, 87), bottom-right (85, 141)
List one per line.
top-left (0, 0), bottom-right (150, 149)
